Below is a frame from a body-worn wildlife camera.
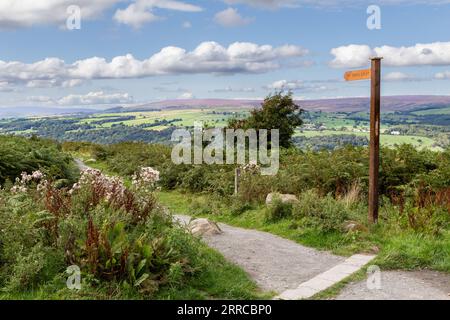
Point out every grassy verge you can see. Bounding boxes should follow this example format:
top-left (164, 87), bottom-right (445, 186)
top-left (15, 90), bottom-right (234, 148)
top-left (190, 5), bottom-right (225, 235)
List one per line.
top-left (0, 242), bottom-right (268, 300)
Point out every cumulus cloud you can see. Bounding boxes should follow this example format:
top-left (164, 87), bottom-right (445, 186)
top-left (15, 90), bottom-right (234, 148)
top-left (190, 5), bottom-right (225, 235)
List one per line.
top-left (0, 42), bottom-right (308, 88)
top-left (0, 0), bottom-right (202, 29)
top-left (0, 0), bottom-right (121, 28)
top-left (266, 79), bottom-right (328, 92)
top-left (25, 91), bottom-right (134, 106)
top-left (214, 8), bottom-right (253, 27)
top-left (0, 81), bottom-right (14, 92)
top-left (114, 3), bottom-right (161, 28)
top-left (223, 0), bottom-right (301, 8)
top-left (222, 0), bottom-right (450, 9)
top-left (1, 0), bottom-right (449, 29)
top-left (435, 71), bottom-right (450, 80)
top-left (383, 72), bottom-right (418, 82)
top-left (114, 0), bottom-right (202, 28)
top-left (178, 92), bottom-right (194, 99)
top-left (182, 21), bottom-right (192, 28)
top-left (330, 42), bottom-right (450, 68)
top-left (210, 86), bottom-right (255, 93)
top-left (58, 91), bottom-right (134, 105)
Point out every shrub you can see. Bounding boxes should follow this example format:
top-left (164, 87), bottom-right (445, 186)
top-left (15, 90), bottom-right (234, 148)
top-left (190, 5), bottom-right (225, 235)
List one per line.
top-left (229, 198), bottom-right (253, 216)
top-left (264, 197), bottom-right (293, 222)
top-left (292, 190), bottom-right (349, 232)
top-left (0, 167), bottom-right (204, 298)
top-left (0, 135), bottom-right (78, 185)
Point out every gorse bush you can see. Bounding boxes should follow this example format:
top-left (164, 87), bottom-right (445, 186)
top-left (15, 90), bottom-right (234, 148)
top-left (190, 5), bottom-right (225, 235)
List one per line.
top-left (292, 190), bottom-right (350, 233)
top-left (264, 197), bottom-right (293, 222)
top-left (0, 135), bottom-right (77, 185)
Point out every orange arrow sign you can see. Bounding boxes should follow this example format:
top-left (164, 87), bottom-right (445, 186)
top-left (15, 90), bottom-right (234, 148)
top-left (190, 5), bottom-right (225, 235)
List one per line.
top-left (344, 69), bottom-right (371, 81)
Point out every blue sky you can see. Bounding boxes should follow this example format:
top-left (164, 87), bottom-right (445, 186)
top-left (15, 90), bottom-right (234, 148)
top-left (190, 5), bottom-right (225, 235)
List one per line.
top-left (1, 0), bottom-right (450, 107)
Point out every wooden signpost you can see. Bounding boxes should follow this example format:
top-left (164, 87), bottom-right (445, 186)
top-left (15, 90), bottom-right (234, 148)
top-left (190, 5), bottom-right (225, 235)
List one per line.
top-left (345, 58), bottom-right (382, 224)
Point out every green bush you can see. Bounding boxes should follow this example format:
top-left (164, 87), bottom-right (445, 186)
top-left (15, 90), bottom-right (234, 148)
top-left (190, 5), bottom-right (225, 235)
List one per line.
top-left (264, 197), bottom-right (293, 222)
top-left (0, 135), bottom-right (78, 185)
top-left (0, 169), bottom-right (206, 298)
top-left (292, 190), bottom-right (350, 232)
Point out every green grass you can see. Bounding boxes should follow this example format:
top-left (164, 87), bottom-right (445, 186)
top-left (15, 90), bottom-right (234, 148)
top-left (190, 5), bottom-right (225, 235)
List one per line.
top-left (0, 242), bottom-right (268, 300)
top-left (155, 244), bottom-right (272, 300)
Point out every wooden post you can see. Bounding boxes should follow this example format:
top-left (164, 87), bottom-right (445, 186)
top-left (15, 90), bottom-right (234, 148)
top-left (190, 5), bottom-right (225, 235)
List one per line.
top-left (234, 167), bottom-right (241, 195)
top-left (369, 57), bottom-right (382, 224)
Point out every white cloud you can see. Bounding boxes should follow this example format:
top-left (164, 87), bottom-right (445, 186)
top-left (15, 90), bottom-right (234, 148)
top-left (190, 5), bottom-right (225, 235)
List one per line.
top-left (1, 0), bottom-right (448, 29)
top-left (223, 0), bottom-right (300, 8)
top-left (223, 0), bottom-right (450, 9)
top-left (266, 79), bottom-right (328, 92)
top-left (25, 91), bottom-right (134, 106)
top-left (0, 0), bottom-right (121, 28)
top-left (330, 42), bottom-right (450, 68)
top-left (178, 92), bottom-right (194, 99)
top-left (27, 95), bottom-right (55, 103)
top-left (434, 71), bottom-right (450, 80)
top-left (383, 72), bottom-right (417, 82)
top-left (0, 41), bottom-right (308, 87)
top-left (0, 81), bottom-right (14, 92)
top-left (210, 86), bottom-right (255, 93)
top-left (114, 3), bottom-right (161, 28)
top-left (0, 0), bottom-right (202, 29)
top-left (58, 91), bottom-right (134, 105)
top-left (182, 21), bottom-right (192, 28)
top-left (114, 0), bottom-right (202, 28)
top-left (214, 8), bottom-right (253, 27)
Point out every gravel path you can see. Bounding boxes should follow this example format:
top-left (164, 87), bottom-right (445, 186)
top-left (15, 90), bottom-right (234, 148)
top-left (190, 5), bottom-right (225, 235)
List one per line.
top-left (74, 158), bottom-right (90, 171)
top-left (175, 215), bottom-right (345, 293)
top-left (336, 270), bottom-right (450, 300)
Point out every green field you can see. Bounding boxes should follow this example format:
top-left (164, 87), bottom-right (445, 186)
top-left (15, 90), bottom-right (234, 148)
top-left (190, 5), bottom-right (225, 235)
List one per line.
top-left (78, 108), bottom-right (250, 130)
top-left (412, 106), bottom-right (450, 116)
top-left (296, 129), bottom-right (438, 149)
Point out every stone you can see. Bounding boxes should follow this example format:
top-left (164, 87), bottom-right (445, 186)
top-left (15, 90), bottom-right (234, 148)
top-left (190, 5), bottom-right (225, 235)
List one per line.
top-left (343, 220), bottom-right (368, 233)
top-left (266, 193), bottom-right (299, 205)
top-left (189, 218), bottom-right (223, 237)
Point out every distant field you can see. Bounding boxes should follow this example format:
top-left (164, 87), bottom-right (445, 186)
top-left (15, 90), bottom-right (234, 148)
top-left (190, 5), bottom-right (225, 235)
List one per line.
top-left (296, 129), bottom-right (439, 150)
top-left (411, 106), bottom-right (450, 116)
top-left (0, 105), bottom-right (447, 150)
top-left (78, 109), bottom-right (250, 130)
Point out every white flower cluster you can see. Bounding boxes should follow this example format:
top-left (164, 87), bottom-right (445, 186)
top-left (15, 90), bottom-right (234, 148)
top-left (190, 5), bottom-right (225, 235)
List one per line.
top-left (11, 170), bottom-right (45, 194)
top-left (241, 163), bottom-right (261, 175)
top-left (70, 168), bottom-right (127, 203)
top-left (132, 167), bottom-right (160, 192)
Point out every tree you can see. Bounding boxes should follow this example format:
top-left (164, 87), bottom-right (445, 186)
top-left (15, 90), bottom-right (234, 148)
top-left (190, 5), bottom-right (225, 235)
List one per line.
top-left (228, 92), bottom-right (303, 148)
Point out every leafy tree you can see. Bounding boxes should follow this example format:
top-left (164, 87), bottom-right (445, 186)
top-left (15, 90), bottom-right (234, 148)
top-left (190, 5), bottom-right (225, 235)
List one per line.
top-left (228, 92), bottom-right (303, 148)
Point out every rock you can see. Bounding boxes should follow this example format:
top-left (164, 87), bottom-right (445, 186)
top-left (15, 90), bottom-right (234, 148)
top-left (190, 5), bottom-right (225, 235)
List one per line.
top-left (369, 245), bottom-right (380, 254)
top-left (343, 220), bottom-right (368, 233)
top-left (266, 193), bottom-right (299, 205)
top-left (189, 218), bottom-right (223, 237)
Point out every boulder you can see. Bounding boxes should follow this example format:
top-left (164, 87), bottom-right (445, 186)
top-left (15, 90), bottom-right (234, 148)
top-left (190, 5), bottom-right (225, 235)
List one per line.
top-left (266, 193), bottom-right (299, 205)
top-left (189, 218), bottom-right (223, 237)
